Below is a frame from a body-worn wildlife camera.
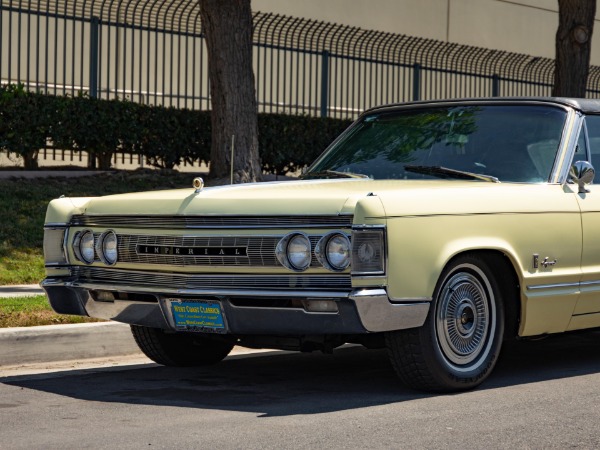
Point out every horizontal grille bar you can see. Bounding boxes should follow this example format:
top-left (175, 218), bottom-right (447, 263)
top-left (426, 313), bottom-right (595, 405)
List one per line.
top-left (73, 267), bottom-right (352, 291)
top-left (70, 214), bottom-right (354, 229)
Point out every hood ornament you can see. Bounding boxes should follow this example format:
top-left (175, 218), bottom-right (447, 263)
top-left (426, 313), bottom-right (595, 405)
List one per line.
top-left (192, 177), bottom-right (204, 193)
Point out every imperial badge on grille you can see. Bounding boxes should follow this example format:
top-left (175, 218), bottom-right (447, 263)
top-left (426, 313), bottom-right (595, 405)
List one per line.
top-left (136, 245), bottom-right (248, 257)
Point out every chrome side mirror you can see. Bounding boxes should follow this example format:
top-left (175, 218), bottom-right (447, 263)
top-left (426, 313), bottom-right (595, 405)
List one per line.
top-left (570, 160), bottom-right (595, 193)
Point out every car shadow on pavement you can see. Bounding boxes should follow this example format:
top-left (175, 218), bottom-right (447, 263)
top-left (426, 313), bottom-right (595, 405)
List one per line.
top-left (3, 329), bottom-right (600, 417)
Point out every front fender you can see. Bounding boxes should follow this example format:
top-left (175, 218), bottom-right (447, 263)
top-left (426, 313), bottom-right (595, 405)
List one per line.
top-left (384, 212), bottom-right (580, 306)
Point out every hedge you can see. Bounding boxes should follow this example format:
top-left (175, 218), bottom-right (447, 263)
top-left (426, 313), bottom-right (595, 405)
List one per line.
top-left (0, 84), bottom-right (352, 173)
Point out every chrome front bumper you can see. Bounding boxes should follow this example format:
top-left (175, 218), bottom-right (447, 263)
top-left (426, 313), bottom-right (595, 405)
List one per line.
top-left (41, 278), bottom-right (429, 334)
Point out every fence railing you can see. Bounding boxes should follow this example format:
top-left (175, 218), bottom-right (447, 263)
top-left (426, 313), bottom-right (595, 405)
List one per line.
top-left (2, 1), bottom-right (600, 122)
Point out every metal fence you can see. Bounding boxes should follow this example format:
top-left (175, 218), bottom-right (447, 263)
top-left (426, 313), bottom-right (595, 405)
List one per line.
top-left (2, 0), bottom-right (600, 122)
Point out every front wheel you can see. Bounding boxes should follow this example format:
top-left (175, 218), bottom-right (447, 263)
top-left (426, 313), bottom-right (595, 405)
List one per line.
top-left (386, 254), bottom-right (506, 392)
top-left (131, 325), bottom-right (234, 367)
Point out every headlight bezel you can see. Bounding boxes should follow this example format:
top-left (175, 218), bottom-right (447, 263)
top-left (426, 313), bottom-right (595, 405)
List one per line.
top-left (96, 229), bottom-right (118, 266)
top-left (276, 232), bottom-right (312, 272)
top-left (73, 229), bottom-right (96, 264)
top-left (315, 232), bottom-right (351, 272)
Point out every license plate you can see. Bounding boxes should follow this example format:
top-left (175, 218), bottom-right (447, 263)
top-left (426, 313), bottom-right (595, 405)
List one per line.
top-left (169, 299), bottom-right (225, 333)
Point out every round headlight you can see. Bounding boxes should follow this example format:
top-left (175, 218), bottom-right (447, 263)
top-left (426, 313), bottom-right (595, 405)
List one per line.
top-left (75, 230), bottom-right (95, 264)
top-left (287, 234), bottom-right (312, 271)
top-left (276, 233), bottom-right (312, 271)
top-left (97, 230), bottom-right (118, 265)
top-left (316, 232), bottom-right (351, 271)
top-left (326, 234), bottom-right (351, 270)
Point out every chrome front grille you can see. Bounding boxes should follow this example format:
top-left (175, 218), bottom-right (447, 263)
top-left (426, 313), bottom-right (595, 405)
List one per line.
top-left (72, 214), bottom-right (353, 270)
top-left (113, 234), bottom-right (325, 267)
top-left (71, 214), bottom-right (354, 229)
top-left (72, 267), bottom-right (352, 291)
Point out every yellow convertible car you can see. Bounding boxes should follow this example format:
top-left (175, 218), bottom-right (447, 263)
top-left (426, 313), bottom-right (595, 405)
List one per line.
top-left (42, 98), bottom-right (600, 392)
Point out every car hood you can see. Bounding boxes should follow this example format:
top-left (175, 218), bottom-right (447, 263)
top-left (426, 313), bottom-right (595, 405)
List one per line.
top-left (71, 178), bottom-right (567, 218)
top-left (78, 178), bottom-right (377, 216)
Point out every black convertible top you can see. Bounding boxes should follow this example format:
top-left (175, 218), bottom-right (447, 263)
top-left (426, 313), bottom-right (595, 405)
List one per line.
top-left (366, 97), bottom-right (600, 115)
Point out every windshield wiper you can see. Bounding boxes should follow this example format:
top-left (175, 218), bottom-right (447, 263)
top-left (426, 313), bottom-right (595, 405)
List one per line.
top-left (302, 170), bottom-right (370, 179)
top-left (404, 165), bottom-right (499, 183)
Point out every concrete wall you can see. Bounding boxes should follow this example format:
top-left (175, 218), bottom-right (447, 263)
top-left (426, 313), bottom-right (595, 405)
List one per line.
top-left (253, 0), bottom-right (600, 65)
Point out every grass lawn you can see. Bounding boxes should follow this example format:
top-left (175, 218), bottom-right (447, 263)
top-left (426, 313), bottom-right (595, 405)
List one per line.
top-left (0, 295), bottom-right (103, 327)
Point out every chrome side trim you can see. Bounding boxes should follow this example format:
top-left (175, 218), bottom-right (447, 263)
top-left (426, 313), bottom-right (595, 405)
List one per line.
top-left (527, 279), bottom-right (600, 292)
top-left (526, 281), bottom-right (580, 291)
top-left (389, 296), bottom-right (433, 302)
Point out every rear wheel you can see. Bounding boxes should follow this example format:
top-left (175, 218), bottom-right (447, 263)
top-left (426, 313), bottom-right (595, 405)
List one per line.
top-left (386, 254), bottom-right (506, 392)
top-left (131, 325), bottom-right (234, 367)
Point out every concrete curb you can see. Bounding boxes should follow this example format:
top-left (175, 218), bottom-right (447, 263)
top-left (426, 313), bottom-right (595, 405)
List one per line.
top-left (0, 284), bottom-right (44, 298)
top-left (0, 170), bottom-right (108, 179)
top-left (0, 322), bottom-right (141, 366)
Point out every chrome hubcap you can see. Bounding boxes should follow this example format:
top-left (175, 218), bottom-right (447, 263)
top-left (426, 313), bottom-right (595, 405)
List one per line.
top-left (436, 270), bottom-right (491, 366)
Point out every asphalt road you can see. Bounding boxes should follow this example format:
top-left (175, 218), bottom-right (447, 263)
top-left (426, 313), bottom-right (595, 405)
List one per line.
top-left (1, 331), bottom-right (600, 450)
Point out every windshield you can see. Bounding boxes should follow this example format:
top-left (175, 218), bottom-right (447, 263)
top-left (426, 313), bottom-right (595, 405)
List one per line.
top-left (303, 105), bottom-right (568, 182)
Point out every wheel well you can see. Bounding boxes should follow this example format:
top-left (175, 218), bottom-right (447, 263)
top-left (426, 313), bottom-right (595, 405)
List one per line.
top-left (444, 250), bottom-right (521, 340)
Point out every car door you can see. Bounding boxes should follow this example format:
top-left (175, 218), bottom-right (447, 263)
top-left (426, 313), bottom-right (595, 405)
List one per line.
top-left (570, 115), bottom-right (600, 330)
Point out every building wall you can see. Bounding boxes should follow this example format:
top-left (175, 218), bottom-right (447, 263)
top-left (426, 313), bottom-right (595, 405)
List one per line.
top-left (253, 0), bottom-right (600, 65)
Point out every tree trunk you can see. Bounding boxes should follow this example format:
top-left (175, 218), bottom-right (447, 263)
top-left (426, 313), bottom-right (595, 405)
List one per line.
top-left (199, 0), bottom-right (262, 183)
top-left (97, 152), bottom-right (113, 170)
top-left (87, 152), bottom-right (97, 169)
top-left (553, 0), bottom-right (596, 97)
top-left (22, 150), bottom-right (39, 170)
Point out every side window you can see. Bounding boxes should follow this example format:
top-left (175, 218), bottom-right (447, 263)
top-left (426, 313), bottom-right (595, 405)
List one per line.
top-left (584, 115), bottom-right (600, 167)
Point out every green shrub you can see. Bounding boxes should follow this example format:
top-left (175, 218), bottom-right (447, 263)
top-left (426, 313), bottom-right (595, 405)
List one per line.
top-left (136, 106), bottom-right (211, 169)
top-left (0, 85), bottom-right (352, 174)
top-left (0, 85), bottom-right (54, 169)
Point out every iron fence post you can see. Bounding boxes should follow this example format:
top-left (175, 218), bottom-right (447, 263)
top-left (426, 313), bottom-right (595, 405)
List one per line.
top-left (320, 50), bottom-right (329, 118)
top-left (412, 63), bottom-right (421, 101)
top-left (492, 74), bottom-right (500, 97)
top-left (89, 16), bottom-right (99, 98)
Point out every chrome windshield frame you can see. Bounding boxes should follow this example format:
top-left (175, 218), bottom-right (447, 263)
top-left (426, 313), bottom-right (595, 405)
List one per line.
top-left (552, 108), bottom-right (585, 185)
